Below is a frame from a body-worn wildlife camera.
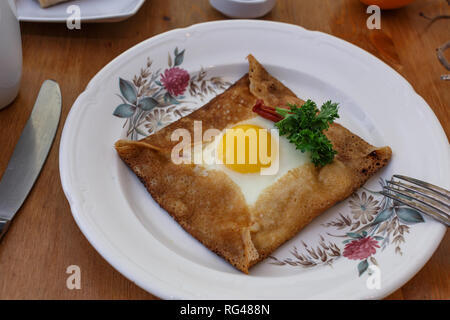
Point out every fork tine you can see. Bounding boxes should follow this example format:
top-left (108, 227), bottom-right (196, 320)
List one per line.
top-left (393, 175), bottom-right (450, 199)
top-left (387, 180), bottom-right (450, 208)
top-left (380, 190), bottom-right (450, 226)
top-left (384, 185), bottom-right (449, 217)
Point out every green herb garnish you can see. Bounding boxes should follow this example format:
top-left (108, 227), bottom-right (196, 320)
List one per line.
top-left (275, 100), bottom-right (340, 167)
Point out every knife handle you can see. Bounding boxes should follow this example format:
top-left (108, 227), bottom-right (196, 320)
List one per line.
top-left (0, 218), bottom-right (10, 240)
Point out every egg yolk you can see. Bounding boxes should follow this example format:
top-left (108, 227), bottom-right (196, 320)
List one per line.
top-left (218, 124), bottom-right (276, 174)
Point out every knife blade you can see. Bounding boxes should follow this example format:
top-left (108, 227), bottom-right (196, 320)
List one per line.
top-left (0, 80), bottom-right (61, 240)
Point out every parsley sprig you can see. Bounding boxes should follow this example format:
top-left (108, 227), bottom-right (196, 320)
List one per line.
top-left (275, 100), bottom-right (340, 167)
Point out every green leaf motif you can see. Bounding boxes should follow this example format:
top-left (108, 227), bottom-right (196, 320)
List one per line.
top-left (372, 207), bottom-right (393, 225)
top-left (113, 104), bottom-right (136, 118)
top-left (347, 232), bottom-right (363, 239)
top-left (174, 49), bottom-right (185, 66)
top-left (358, 259), bottom-right (369, 277)
top-left (396, 208), bottom-right (424, 224)
top-left (119, 78), bottom-right (137, 105)
top-left (138, 97), bottom-right (159, 111)
top-left (164, 92), bottom-right (180, 104)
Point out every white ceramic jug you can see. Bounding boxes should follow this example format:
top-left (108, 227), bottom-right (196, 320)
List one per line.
top-left (0, 0), bottom-right (22, 110)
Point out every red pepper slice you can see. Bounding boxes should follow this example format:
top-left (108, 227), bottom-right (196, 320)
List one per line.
top-left (252, 100), bottom-right (284, 122)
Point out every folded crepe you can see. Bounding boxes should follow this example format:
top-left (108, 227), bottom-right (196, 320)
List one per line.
top-left (115, 55), bottom-right (392, 273)
top-left (39, 0), bottom-right (69, 8)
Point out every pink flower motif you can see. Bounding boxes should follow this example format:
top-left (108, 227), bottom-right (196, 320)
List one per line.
top-left (160, 67), bottom-right (190, 97)
top-left (343, 236), bottom-right (380, 260)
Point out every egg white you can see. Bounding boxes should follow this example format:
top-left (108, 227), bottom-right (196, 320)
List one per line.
top-left (200, 116), bottom-right (309, 206)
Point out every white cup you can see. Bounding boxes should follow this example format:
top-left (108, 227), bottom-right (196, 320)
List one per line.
top-left (210, 0), bottom-right (277, 19)
top-left (0, 0), bottom-right (22, 110)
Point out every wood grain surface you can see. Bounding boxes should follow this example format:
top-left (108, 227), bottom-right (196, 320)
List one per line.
top-left (0, 0), bottom-right (448, 300)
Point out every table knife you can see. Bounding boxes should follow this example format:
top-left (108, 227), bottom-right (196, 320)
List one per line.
top-left (0, 80), bottom-right (61, 240)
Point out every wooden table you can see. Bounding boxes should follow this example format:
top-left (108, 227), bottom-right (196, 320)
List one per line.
top-left (0, 0), bottom-right (448, 299)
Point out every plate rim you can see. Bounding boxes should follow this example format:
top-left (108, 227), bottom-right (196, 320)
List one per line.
top-left (59, 19), bottom-right (449, 299)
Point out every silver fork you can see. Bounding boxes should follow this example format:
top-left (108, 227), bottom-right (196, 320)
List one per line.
top-left (380, 175), bottom-right (450, 227)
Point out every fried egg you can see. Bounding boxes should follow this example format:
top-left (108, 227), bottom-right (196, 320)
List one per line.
top-left (201, 116), bottom-right (309, 205)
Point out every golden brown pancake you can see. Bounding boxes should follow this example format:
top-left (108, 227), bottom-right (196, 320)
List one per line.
top-left (39, 0), bottom-right (68, 8)
top-left (115, 55), bottom-right (392, 273)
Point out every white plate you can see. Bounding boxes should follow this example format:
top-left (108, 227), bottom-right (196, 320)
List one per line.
top-left (16, 0), bottom-right (145, 23)
top-left (60, 20), bottom-right (449, 299)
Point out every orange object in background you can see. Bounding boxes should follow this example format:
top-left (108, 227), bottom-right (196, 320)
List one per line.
top-left (360, 0), bottom-right (415, 9)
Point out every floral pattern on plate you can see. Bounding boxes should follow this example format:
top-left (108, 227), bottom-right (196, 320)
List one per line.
top-left (112, 47), bottom-right (231, 140)
top-left (269, 179), bottom-right (425, 277)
